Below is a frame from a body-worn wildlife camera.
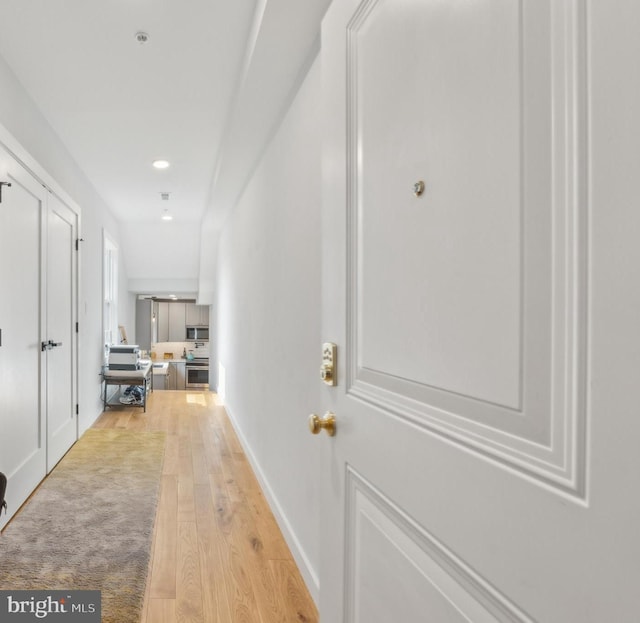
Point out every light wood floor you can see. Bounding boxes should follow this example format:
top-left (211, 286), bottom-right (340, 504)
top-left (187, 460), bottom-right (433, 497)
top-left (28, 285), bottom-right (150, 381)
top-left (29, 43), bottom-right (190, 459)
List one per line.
top-left (94, 390), bottom-right (318, 623)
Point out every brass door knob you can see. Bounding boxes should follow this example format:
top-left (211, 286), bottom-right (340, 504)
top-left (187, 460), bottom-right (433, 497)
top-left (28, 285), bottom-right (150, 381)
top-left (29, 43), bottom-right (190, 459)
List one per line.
top-left (308, 412), bottom-right (336, 437)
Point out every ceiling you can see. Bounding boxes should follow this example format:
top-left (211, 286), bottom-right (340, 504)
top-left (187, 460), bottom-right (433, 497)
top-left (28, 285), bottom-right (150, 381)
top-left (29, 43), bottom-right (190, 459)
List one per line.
top-left (0, 0), bottom-right (331, 294)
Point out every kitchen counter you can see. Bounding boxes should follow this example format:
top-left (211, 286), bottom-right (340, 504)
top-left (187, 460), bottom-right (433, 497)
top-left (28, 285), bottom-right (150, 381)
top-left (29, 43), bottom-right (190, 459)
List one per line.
top-left (152, 362), bottom-right (169, 376)
top-left (151, 360), bottom-right (191, 374)
top-left (151, 357), bottom-right (189, 364)
top-left (152, 359), bottom-right (188, 390)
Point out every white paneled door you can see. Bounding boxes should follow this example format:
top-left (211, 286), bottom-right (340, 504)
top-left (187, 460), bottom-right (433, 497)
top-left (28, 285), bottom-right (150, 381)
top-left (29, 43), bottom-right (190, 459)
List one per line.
top-left (319, 1), bottom-right (639, 621)
top-left (45, 193), bottom-right (78, 472)
top-left (0, 143), bottom-right (78, 528)
top-left (0, 148), bottom-right (47, 530)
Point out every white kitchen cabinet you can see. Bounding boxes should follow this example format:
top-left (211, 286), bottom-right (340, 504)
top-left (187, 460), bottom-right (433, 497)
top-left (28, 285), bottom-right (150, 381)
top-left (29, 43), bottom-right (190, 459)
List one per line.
top-left (185, 303), bottom-right (209, 326)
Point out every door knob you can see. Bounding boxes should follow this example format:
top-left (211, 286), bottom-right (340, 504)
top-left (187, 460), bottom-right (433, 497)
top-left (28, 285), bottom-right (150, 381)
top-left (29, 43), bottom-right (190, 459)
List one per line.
top-left (308, 412), bottom-right (336, 437)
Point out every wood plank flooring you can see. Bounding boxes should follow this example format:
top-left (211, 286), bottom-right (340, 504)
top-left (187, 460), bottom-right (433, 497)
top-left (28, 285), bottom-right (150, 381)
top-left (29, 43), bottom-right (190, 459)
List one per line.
top-left (94, 390), bottom-right (318, 623)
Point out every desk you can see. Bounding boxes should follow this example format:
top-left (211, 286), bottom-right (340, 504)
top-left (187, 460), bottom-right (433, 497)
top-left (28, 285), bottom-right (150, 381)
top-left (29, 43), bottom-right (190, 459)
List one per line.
top-left (102, 360), bottom-right (153, 412)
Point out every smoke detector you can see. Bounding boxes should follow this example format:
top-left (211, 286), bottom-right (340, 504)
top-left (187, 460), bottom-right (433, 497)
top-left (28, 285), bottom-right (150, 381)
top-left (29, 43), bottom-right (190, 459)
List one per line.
top-left (135, 32), bottom-right (149, 44)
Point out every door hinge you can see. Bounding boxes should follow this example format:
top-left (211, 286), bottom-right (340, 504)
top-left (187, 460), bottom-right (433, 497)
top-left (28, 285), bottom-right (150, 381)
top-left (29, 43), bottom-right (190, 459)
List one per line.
top-left (76, 322), bottom-right (79, 333)
top-left (75, 238), bottom-right (84, 251)
top-left (76, 404), bottom-right (79, 415)
top-left (0, 181), bottom-right (11, 203)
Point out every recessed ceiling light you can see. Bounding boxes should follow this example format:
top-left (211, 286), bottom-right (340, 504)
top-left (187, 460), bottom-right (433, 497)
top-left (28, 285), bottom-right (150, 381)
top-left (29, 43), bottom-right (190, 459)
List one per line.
top-left (161, 209), bottom-right (173, 221)
top-left (153, 160), bottom-right (170, 169)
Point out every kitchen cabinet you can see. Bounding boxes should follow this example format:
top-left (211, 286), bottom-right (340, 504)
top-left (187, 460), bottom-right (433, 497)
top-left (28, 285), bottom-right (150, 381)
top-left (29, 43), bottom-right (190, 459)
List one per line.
top-left (157, 302), bottom-right (169, 343)
top-left (153, 372), bottom-right (167, 390)
top-left (166, 361), bottom-right (186, 390)
top-left (166, 362), bottom-right (176, 390)
top-left (176, 362), bottom-right (187, 389)
top-left (135, 299), bottom-right (153, 350)
top-left (146, 301), bottom-right (207, 345)
top-left (137, 299), bottom-right (187, 348)
top-left (151, 362), bottom-right (169, 390)
top-left (175, 362), bottom-right (186, 390)
top-left (185, 304), bottom-right (209, 326)
top-left (168, 303), bottom-right (186, 341)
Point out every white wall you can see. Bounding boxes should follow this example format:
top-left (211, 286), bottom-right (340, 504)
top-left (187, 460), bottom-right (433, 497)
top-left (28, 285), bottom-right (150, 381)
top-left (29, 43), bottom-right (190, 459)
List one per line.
top-left (0, 53), bottom-right (131, 432)
top-left (197, 210), bottom-right (218, 306)
top-left (123, 221), bottom-right (201, 296)
top-left (216, 56), bottom-right (322, 598)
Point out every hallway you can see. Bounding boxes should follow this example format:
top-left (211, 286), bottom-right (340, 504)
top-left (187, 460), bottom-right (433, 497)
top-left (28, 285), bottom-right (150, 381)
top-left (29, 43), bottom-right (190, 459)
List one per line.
top-left (94, 391), bottom-right (317, 623)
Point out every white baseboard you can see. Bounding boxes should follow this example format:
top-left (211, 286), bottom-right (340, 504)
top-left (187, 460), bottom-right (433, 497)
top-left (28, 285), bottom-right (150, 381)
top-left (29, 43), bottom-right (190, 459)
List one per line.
top-left (223, 400), bottom-right (319, 605)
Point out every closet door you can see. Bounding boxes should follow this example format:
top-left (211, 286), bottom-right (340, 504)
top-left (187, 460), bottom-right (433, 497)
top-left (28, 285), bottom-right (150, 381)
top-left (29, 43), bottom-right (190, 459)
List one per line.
top-left (0, 148), bottom-right (47, 529)
top-left (45, 193), bottom-right (78, 471)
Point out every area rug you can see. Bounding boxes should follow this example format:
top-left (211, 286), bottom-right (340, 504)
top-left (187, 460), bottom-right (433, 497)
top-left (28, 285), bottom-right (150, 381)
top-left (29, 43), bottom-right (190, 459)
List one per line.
top-left (0, 429), bottom-right (165, 623)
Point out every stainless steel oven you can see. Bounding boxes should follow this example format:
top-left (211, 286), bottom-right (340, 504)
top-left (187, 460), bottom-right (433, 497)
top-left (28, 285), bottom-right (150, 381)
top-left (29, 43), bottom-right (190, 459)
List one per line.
top-left (185, 359), bottom-right (209, 389)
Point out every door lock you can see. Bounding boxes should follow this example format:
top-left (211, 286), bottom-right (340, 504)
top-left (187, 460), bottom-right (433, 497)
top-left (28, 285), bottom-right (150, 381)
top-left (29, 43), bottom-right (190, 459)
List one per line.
top-left (320, 342), bottom-right (337, 386)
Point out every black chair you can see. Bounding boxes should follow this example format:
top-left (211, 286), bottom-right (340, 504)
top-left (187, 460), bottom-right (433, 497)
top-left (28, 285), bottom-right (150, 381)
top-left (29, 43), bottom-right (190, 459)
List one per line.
top-left (0, 472), bottom-right (6, 515)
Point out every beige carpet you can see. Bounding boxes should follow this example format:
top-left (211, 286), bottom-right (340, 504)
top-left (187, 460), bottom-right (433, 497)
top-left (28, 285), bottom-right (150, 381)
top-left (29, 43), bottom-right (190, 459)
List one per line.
top-left (0, 429), bottom-right (165, 623)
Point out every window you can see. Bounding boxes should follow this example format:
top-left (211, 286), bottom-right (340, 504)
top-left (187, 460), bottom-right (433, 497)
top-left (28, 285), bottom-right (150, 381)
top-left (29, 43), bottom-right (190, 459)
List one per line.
top-left (103, 231), bottom-right (119, 351)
